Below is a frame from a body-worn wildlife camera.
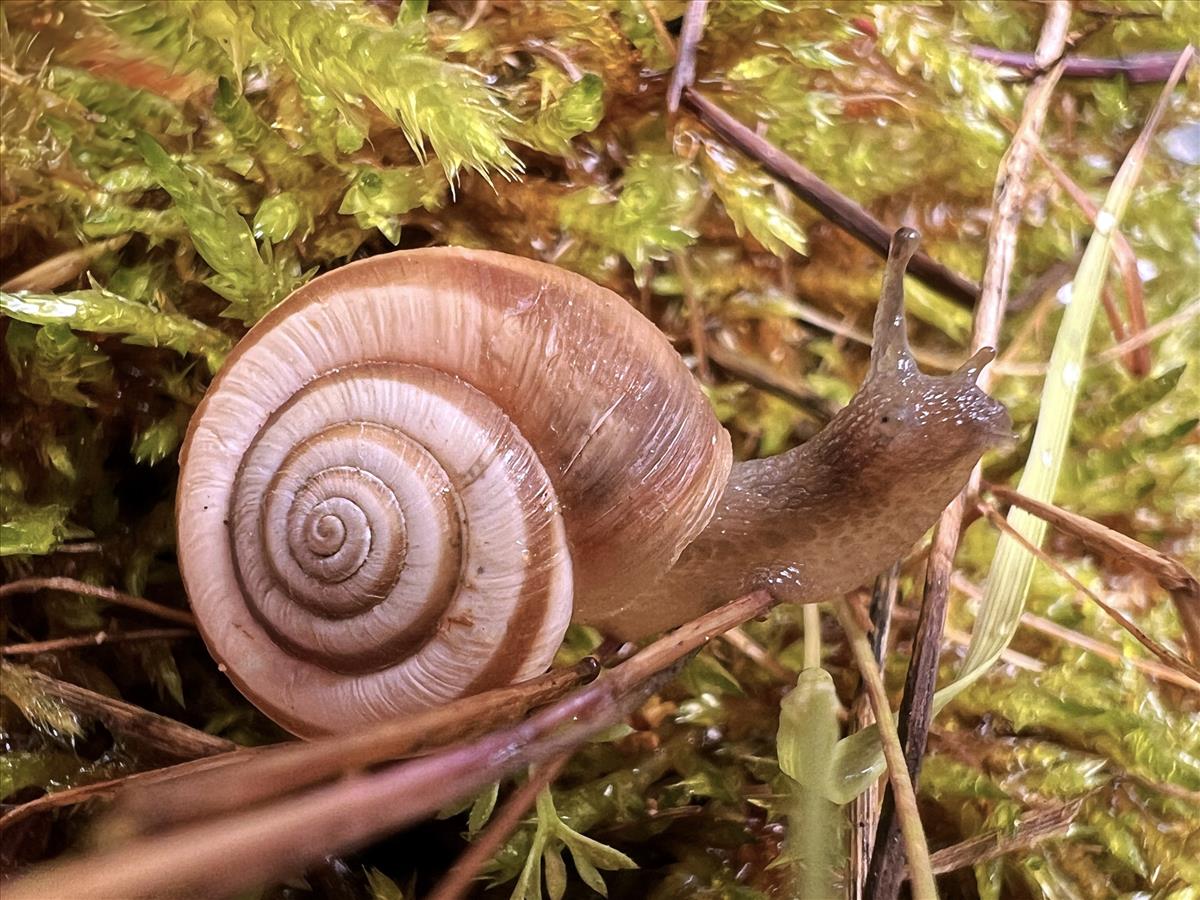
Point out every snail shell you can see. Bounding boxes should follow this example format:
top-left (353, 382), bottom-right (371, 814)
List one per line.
top-left (177, 249), bottom-right (731, 736)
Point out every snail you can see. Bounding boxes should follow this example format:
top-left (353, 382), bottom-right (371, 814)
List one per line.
top-left (176, 228), bottom-right (1010, 737)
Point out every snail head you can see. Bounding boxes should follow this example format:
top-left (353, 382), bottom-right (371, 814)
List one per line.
top-left (831, 228), bottom-right (1011, 500)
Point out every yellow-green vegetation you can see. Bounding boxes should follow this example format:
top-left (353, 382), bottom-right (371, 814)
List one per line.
top-left (1, 1), bottom-right (1197, 898)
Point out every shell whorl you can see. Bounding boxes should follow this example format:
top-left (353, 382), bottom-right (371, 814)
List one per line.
top-left (177, 248), bottom-right (731, 735)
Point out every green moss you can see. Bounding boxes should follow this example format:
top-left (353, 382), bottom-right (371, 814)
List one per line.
top-left (1, 2), bottom-right (1196, 895)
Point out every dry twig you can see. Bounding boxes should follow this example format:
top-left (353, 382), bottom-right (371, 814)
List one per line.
top-left (978, 500), bottom-right (1200, 685)
top-left (680, 88), bottom-right (981, 305)
top-left (1, 628), bottom-right (196, 656)
top-left (6, 591), bottom-right (777, 900)
top-left (987, 482), bottom-right (1200, 663)
top-left (720, 625), bottom-right (792, 682)
top-left (848, 566), bottom-right (899, 900)
top-left (667, 0), bottom-right (708, 114)
top-left (951, 574), bottom-right (1200, 693)
top-left (0, 576), bottom-right (196, 626)
top-left (972, 46), bottom-right (1185, 82)
top-left (115, 661), bottom-right (596, 834)
top-left (922, 799), bottom-right (1084, 876)
top-left (0, 752), bottom-right (258, 835)
top-left (0, 237), bottom-right (129, 292)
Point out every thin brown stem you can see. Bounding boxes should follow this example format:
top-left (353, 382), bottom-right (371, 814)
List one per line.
top-left (7, 591), bottom-right (776, 900)
top-left (644, 2), bottom-right (676, 57)
top-left (978, 501), bottom-right (1200, 685)
top-left (680, 88), bottom-right (980, 306)
top-left (987, 482), bottom-right (1200, 664)
top-left (0, 576), bottom-right (196, 626)
top-left (1093, 300), bottom-right (1199, 368)
top-left (1, 628), bottom-right (196, 656)
top-left (971, 46), bottom-right (1185, 83)
top-left (427, 755), bottom-right (571, 900)
top-left (1022, 611), bottom-right (1200, 694)
top-left (833, 599), bottom-right (937, 900)
top-left (115, 661), bottom-right (597, 834)
top-left (667, 0), bottom-right (708, 114)
top-left (848, 565), bottom-right (899, 900)
top-left (0, 751), bottom-right (263, 835)
top-left (921, 799), bottom-right (1084, 876)
top-left (721, 626), bottom-right (792, 682)
top-left (864, 493), bottom-right (969, 899)
top-left (951, 574), bottom-right (1200, 693)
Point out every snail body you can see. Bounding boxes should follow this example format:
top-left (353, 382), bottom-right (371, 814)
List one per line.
top-left (177, 229), bottom-right (1009, 736)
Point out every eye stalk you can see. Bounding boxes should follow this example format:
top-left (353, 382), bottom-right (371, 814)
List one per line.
top-left (869, 227), bottom-right (922, 378)
top-left (954, 346), bottom-right (997, 384)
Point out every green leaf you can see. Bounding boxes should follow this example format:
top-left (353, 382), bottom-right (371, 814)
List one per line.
top-left (136, 640), bottom-right (186, 707)
top-left (0, 501), bottom-right (76, 557)
top-left (131, 410), bottom-right (186, 466)
top-left (0, 750), bottom-right (83, 801)
top-left (85, 0), bottom-right (240, 79)
top-left (568, 848), bottom-right (609, 897)
top-left (2, 288), bottom-right (233, 374)
top-left (587, 723), bottom-right (635, 744)
top-left (701, 142), bottom-right (807, 257)
top-left (136, 131), bottom-right (300, 322)
top-left (559, 151), bottom-right (700, 280)
top-left (559, 826), bottom-right (637, 873)
top-left (902, 275), bottom-right (974, 343)
top-left (213, 76), bottom-right (301, 182)
top-left (511, 831), bottom-right (546, 900)
top-left (543, 842), bottom-right (567, 900)
top-left (338, 164), bottom-right (445, 245)
top-left (1076, 365), bottom-right (1187, 440)
top-left (365, 867), bottom-right (405, 900)
top-left (5, 322), bottom-right (114, 407)
top-left (680, 653), bottom-right (744, 697)
top-left (776, 668), bottom-right (838, 786)
top-left (518, 74), bottom-right (605, 155)
top-left (48, 66), bottom-right (191, 139)
top-left (82, 206), bottom-right (186, 245)
top-left (615, 2), bottom-right (675, 71)
top-left (253, 192), bottom-right (308, 243)
top-left (99, 165), bottom-right (160, 193)
top-left (468, 781), bottom-right (500, 836)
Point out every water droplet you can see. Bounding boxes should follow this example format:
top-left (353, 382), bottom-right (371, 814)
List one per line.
top-left (1161, 122), bottom-right (1200, 165)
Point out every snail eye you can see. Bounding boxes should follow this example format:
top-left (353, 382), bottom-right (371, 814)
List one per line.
top-left (876, 407), bottom-right (910, 437)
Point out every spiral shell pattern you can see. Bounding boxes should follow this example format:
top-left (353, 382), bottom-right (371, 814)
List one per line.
top-left (178, 249), bottom-right (730, 735)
